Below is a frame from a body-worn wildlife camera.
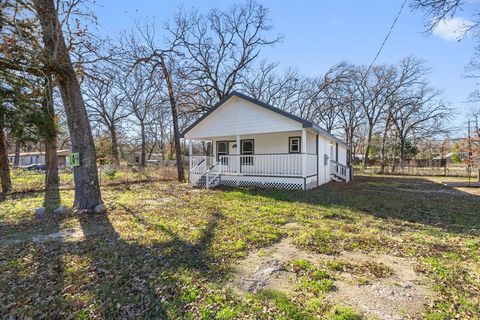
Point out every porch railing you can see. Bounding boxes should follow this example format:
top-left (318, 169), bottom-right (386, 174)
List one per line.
top-left (217, 154), bottom-right (317, 177)
top-left (190, 155), bottom-right (214, 170)
top-left (330, 160), bottom-right (350, 181)
top-left (189, 156), bottom-right (214, 186)
top-left (189, 154), bottom-right (350, 183)
top-left (205, 161), bottom-right (222, 188)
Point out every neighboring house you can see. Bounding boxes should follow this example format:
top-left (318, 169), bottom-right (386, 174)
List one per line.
top-left (433, 152), bottom-right (470, 164)
top-left (182, 91), bottom-right (350, 190)
top-left (8, 149), bottom-right (70, 168)
top-left (128, 153), bottom-right (163, 165)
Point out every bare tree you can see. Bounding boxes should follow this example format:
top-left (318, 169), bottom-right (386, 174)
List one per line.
top-left (119, 21), bottom-right (189, 181)
top-left (144, 100), bottom-right (170, 160)
top-left (119, 66), bottom-right (157, 167)
top-left (391, 82), bottom-right (452, 168)
top-left (40, 76), bottom-right (60, 209)
top-left (355, 64), bottom-right (397, 167)
top-left (241, 61), bottom-right (300, 109)
top-left (168, 0), bottom-right (281, 107)
top-left (336, 65), bottom-right (366, 164)
top-left (84, 67), bottom-right (130, 165)
top-left (0, 104), bottom-right (11, 201)
top-left (308, 63), bottom-right (352, 132)
top-left (32, 0), bottom-right (102, 211)
top-left (467, 106), bottom-right (480, 136)
top-left (411, 0), bottom-right (475, 34)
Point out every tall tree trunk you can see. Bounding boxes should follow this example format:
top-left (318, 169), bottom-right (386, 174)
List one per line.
top-left (140, 122), bottom-right (146, 167)
top-left (379, 117), bottom-right (391, 174)
top-left (391, 140), bottom-right (397, 173)
top-left (344, 128), bottom-right (351, 164)
top-left (33, 0), bottom-right (102, 211)
top-left (13, 143), bottom-right (20, 167)
top-left (159, 124), bottom-right (165, 160)
top-left (148, 142), bottom-right (156, 160)
top-left (363, 124), bottom-right (373, 168)
top-left (42, 76), bottom-right (60, 211)
top-left (399, 137), bottom-right (406, 170)
top-left (110, 126), bottom-right (119, 165)
top-left (159, 54), bottom-right (185, 182)
top-left (169, 137), bottom-right (175, 160)
top-left (0, 106), bottom-right (12, 201)
top-left (348, 129), bottom-right (355, 165)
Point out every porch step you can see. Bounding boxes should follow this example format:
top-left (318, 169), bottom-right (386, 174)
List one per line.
top-left (193, 176), bottom-right (206, 187)
top-left (206, 174), bottom-right (221, 188)
top-left (331, 174), bottom-right (346, 182)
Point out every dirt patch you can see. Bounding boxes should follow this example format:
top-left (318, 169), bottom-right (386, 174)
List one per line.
top-left (230, 237), bottom-right (313, 294)
top-left (230, 237), bottom-right (431, 320)
top-left (3, 224), bottom-right (106, 244)
top-left (397, 187), bottom-right (469, 196)
top-left (331, 251), bottom-right (431, 320)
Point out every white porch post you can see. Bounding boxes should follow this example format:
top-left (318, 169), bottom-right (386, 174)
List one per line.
top-left (302, 129), bottom-right (307, 182)
top-left (188, 140), bottom-right (192, 185)
top-left (301, 129), bottom-right (307, 175)
top-left (188, 140), bottom-right (192, 166)
top-left (236, 134), bottom-right (241, 175)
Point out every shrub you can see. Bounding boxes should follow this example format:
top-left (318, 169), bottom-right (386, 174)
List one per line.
top-left (103, 165), bottom-right (117, 180)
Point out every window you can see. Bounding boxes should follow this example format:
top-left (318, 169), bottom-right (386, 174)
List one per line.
top-left (217, 141), bottom-right (228, 163)
top-left (241, 139), bottom-right (254, 166)
top-left (289, 137), bottom-right (301, 153)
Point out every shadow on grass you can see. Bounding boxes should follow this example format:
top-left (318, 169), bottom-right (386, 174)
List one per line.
top-left (221, 175), bottom-right (480, 235)
top-left (72, 208), bottom-right (222, 318)
top-left (71, 206), bottom-right (222, 318)
top-left (0, 206), bottom-right (223, 318)
top-left (0, 214), bottom-right (66, 317)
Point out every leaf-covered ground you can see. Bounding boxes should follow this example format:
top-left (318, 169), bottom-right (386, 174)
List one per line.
top-left (0, 174), bottom-right (479, 319)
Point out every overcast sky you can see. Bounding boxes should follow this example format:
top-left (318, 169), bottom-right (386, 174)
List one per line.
top-left (92, 0), bottom-right (479, 131)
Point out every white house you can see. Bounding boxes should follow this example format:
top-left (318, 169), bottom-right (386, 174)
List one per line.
top-left (182, 92), bottom-right (350, 190)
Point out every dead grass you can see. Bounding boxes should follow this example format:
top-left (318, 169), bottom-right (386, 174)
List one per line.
top-left (0, 174), bottom-right (479, 319)
top-left (9, 165), bottom-right (178, 194)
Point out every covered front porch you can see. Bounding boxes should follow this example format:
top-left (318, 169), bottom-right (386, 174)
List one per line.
top-left (187, 129), bottom-right (320, 190)
top-left (181, 91), bottom-right (350, 190)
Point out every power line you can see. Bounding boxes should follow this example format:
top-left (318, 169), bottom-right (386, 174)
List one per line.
top-left (365, 0), bottom-right (408, 76)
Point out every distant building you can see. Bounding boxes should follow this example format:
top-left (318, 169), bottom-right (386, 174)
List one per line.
top-left (127, 152), bottom-right (163, 165)
top-left (432, 152), bottom-right (469, 164)
top-left (8, 149), bottom-right (71, 168)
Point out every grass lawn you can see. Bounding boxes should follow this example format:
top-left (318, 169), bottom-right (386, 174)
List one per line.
top-left (0, 173), bottom-right (479, 319)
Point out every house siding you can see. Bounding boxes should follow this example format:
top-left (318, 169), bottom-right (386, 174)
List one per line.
top-left (211, 131), bottom-right (320, 155)
top-left (317, 136), bottom-right (338, 185)
top-left (338, 144), bottom-right (347, 165)
top-left (184, 97), bottom-right (303, 139)
top-left (8, 155), bottom-right (45, 166)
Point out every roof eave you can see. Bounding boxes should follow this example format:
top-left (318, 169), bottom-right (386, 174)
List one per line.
top-left (181, 91), bottom-right (347, 147)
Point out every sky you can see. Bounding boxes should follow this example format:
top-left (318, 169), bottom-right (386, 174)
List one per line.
top-left (92, 0), bottom-right (480, 130)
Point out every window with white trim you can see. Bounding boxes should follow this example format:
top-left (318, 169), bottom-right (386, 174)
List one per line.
top-left (241, 139), bottom-right (254, 165)
top-left (217, 141), bottom-right (228, 164)
top-left (289, 137), bottom-right (301, 153)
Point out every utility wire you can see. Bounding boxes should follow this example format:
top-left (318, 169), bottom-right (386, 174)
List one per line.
top-left (365, 0), bottom-right (408, 76)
